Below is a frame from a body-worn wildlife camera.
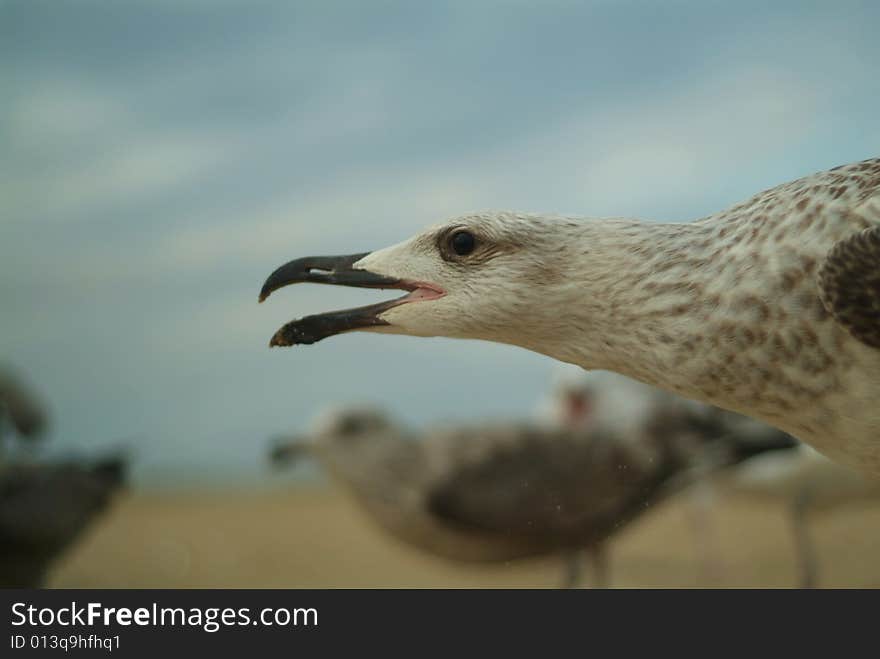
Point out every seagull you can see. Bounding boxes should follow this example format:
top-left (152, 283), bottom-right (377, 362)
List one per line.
top-left (0, 455), bottom-right (126, 587)
top-left (259, 158), bottom-right (880, 475)
top-left (730, 443), bottom-right (880, 587)
top-left (537, 366), bottom-right (799, 583)
top-left (535, 365), bottom-right (681, 437)
top-left (270, 404), bottom-right (796, 587)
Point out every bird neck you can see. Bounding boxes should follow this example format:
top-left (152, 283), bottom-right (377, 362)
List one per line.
top-left (510, 218), bottom-right (724, 403)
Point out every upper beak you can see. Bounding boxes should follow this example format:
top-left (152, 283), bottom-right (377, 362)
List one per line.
top-left (259, 253), bottom-right (400, 303)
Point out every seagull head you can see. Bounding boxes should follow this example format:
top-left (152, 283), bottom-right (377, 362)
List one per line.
top-left (259, 212), bottom-right (580, 349)
top-left (270, 405), bottom-right (396, 466)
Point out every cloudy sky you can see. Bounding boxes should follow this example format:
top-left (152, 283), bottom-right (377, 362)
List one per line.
top-left (2, 1), bottom-right (878, 485)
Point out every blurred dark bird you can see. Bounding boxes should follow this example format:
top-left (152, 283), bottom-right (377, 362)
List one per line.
top-left (0, 367), bottom-right (48, 442)
top-left (270, 404), bottom-right (796, 587)
top-left (0, 455), bottom-right (127, 587)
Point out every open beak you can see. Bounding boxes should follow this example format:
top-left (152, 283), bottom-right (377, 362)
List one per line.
top-left (258, 252), bottom-right (444, 346)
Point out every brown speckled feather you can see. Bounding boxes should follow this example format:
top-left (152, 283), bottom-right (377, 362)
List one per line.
top-left (819, 226), bottom-right (880, 349)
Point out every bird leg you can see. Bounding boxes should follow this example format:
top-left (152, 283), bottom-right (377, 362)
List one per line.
top-left (790, 488), bottom-right (818, 589)
top-left (561, 549), bottom-right (585, 589)
top-left (685, 479), bottom-right (725, 585)
top-left (590, 544), bottom-right (610, 589)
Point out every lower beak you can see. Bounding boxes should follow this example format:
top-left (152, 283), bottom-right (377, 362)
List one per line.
top-left (269, 299), bottom-right (400, 346)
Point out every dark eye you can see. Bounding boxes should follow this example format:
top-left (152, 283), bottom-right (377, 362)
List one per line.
top-left (449, 230), bottom-right (476, 256)
top-left (339, 417), bottom-right (364, 436)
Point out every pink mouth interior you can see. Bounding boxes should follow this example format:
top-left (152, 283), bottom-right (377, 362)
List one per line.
top-left (400, 283), bottom-right (446, 303)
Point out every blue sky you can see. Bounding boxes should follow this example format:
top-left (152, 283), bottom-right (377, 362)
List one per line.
top-left (2, 1), bottom-right (878, 485)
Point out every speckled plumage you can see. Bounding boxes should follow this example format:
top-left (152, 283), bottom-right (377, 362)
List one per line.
top-left (532, 159), bottom-right (880, 475)
top-left (818, 225), bottom-right (880, 349)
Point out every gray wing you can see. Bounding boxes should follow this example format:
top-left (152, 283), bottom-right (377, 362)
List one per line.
top-left (818, 224), bottom-right (880, 349)
top-left (425, 428), bottom-right (674, 545)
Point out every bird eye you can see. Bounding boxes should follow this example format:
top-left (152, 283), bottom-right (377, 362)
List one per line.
top-left (449, 230), bottom-right (476, 256)
top-left (339, 418), bottom-right (364, 436)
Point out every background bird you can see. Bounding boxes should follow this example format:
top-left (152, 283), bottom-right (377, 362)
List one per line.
top-left (0, 366), bottom-right (128, 587)
top-left (536, 365), bottom-right (796, 583)
top-left (0, 455), bottom-right (127, 587)
top-left (270, 401), bottom-right (796, 587)
top-left (729, 444), bottom-right (880, 587)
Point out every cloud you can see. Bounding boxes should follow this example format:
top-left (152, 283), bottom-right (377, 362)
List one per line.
top-left (2, 79), bottom-right (245, 224)
top-left (5, 81), bottom-right (129, 143)
top-left (48, 137), bottom-right (234, 218)
top-left (5, 55), bottom-right (846, 303)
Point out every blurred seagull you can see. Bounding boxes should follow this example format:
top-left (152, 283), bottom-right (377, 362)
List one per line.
top-left (270, 404), bottom-right (796, 587)
top-left (537, 366), bottom-right (801, 583)
top-left (732, 444), bottom-right (880, 587)
top-left (259, 158), bottom-right (880, 476)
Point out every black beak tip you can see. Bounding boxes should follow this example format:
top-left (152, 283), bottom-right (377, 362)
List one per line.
top-left (269, 329), bottom-right (289, 347)
top-left (259, 279), bottom-right (278, 303)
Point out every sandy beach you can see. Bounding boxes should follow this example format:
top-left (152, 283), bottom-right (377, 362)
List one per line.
top-left (48, 483), bottom-right (880, 588)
